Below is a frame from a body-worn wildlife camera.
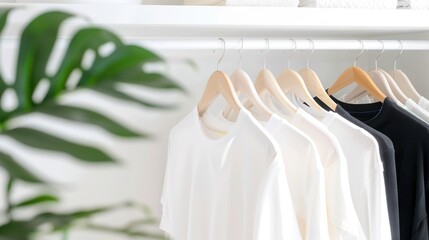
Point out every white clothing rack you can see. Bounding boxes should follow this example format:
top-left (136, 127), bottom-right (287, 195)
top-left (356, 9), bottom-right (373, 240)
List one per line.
top-left (138, 39), bottom-right (429, 51)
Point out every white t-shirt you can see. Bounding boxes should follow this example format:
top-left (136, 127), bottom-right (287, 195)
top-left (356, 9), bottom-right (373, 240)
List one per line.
top-left (207, 111), bottom-right (329, 240)
top-left (418, 96), bottom-right (429, 111)
top-left (405, 98), bottom-right (429, 124)
top-left (262, 93), bottom-right (365, 240)
top-left (292, 95), bottom-right (391, 240)
top-left (161, 107), bottom-right (297, 240)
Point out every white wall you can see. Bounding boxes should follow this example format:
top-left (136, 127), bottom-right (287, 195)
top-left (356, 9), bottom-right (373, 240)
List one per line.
top-left (1, 7), bottom-right (429, 240)
top-left (5, 1), bottom-right (184, 4)
top-left (1, 42), bottom-right (428, 239)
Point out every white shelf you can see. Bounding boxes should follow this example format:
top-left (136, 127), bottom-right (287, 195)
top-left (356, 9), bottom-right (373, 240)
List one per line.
top-left (1, 4), bottom-right (429, 39)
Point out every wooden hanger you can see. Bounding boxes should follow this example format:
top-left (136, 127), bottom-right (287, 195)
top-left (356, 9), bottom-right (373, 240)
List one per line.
top-left (346, 71), bottom-right (409, 105)
top-left (299, 39), bottom-right (337, 111)
top-left (390, 69), bottom-right (421, 102)
top-left (223, 39), bottom-right (272, 121)
top-left (277, 39), bottom-right (324, 112)
top-left (373, 41), bottom-right (407, 104)
top-left (253, 39), bottom-right (298, 114)
top-left (197, 39), bottom-right (243, 116)
top-left (343, 41), bottom-right (407, 105)
top-left (343, 70), bottom-right (392, 103)
top-left (379, 69), bottom-right (408, 103)
top-left (328, 40), bottom-right (386, 102)
top-left (255, 68), bottom-right (298, 114)
top-left (390, 41), bottom-right (421, 102)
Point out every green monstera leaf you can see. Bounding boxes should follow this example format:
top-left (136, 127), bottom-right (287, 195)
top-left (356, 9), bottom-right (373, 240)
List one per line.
top-left (0, 8), bottom-right (183, 240)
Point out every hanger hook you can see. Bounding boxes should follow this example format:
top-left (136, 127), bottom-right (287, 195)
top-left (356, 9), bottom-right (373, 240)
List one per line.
top-left (287, 39), bottom-right (297, 69)
top-left (306, 39), bottom-right (315, 68)
top-left (375, 40), bottom-right (385, 70)
top-left (214, 38), bottom-right (226, 71)
top-left (394, 40), bottom-right (404, 70)
top-left (239, 38), bottom-right (244, 69)
top-left (354, 40), bottom-right (365, 67)
top-left (263, 38), bottom-right (270, 69)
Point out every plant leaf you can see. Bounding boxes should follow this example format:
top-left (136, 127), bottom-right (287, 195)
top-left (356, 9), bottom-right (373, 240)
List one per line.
top-left (33, 206), bottom-right (116, 231)
top-left (0, 207), bottom-right (113, 239)
top-left (0, 151), bottom-right (44, 183)
top-left (4, 128), bottom-right (116, 163)
top-left (0, 8), bottom-right (14, 102)
top-left (94, 83), bottom-right (175, 109)
top-left (14, 11), bottom-right (74, 112)
top-left (84, 223), bottom-right (166, 238)
top-left (109, 70), bottom-right (185, 92)
top-left (13, 194), bottom-right (59, 208)
top-left (0, 221), bottom-right (35, 240)
top-left (36, 104), bottom-right (143, 138)
top-left (48, 27), bottom-right (124, 99)
top-left (78, 45), bottom-right (162, 87)
top-left (0, 8), bottom-right (13, 33)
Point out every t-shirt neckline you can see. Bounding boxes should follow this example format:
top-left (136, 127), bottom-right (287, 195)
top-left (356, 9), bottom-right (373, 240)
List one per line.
top-left (194, 107), bottom-right (244, 145)
top-left (202, 108), bottom-right (284, 135)
top-left (328, 94), bottom-right (393, 127)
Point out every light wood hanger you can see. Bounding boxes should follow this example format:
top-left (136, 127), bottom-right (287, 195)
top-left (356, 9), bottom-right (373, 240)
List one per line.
top-left (390, 69), bottom-right (421, 102)
top-left (328, 40), bottom-right (386, 102)
top-left (379, 69), bottom-right (408, 103)
top-left (223, 38), bottom-right (272, 121)
top-left (346, 73), bottom-right (410, 106)
top-left (343, 70), bottom-right (393, 103)
top-left (343, 41), bottom-right (407, 105)
top-left (277, 39), bottom-right (324, 112)
top-left (390, 40), bottom-right (421, 102)
top-left (254, 39), bottom-right (298, 114)
top-left (299, 39), bottom-right (337, 111)
top-left (197, 38), bottom-right (243, 116)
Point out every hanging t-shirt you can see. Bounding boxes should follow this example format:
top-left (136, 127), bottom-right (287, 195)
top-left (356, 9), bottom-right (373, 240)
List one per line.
top-left (161, 107), bottom-right (300, 240)
top-left (405, 98), bottom-right (429, 124)
top-left (315, 97), bottom-right (400, 240)
top-left (206, 111), bottom-right (329, 240)
top-left (329, 96), bottom-right (429, 240)
top-left (418, 96), bottom-right (429, 111)
top-left (292, 95), bottom-right (391, 240)
top-left (260, 93), bottom-right (365, 240)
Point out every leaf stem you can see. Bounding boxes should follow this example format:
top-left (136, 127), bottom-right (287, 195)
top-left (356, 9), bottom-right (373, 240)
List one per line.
top-left (62, 228), bottom-right (69, 240)
top-left (84, 223), bottom-right (165, 239)
top-left (5, 177), bottom-right (14, 220)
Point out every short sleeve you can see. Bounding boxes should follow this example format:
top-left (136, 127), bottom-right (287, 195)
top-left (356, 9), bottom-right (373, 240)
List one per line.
top-left (159, 137), bottom-right (174, 233)
top-left (364, 152), bottom-right (391, 240)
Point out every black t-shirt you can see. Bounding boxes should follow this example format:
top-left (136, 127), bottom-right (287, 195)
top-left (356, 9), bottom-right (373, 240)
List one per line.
top-left (330, 97), bottom-right (429, 240)
top-left (315, 97), bottom-right (400, 240)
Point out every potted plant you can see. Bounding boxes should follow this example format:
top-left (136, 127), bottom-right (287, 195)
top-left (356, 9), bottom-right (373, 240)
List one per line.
top-left (0, 8), bottom-right (183, 240)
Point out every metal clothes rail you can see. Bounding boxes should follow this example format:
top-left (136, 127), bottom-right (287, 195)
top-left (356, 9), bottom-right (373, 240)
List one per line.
top-left (137, 39), bottom-right (429, 51)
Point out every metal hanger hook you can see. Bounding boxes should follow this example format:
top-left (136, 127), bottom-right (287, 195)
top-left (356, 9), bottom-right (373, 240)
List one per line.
top-left (263, 38), bottom-right (270, 69)
top-left (375, 40), bottom-right (385, 70)
top-left (394, 40), bottom-right (404, 70)
top-left (306, 39), bottom-right (315, 68)
top-left (354, 40), bottom-right (365, 67)
top-left (287, 39), bottom-right (297, 69)
top-left (214, 38), bottom-right (226, 71)
top-left (239, 38), bottom-right (244, 69)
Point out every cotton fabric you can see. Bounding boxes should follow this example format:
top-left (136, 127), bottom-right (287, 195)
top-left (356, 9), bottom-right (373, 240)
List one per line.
top-left (161, 108), bottom-right (299, 240)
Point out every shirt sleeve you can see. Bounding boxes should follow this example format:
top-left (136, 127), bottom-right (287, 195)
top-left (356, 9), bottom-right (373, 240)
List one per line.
top-left (364, 149), bottom-right (392, 240)
top-left (253, 152), bottom-right (302, 240)
top-left (159, 137), bottom-right (174, 233)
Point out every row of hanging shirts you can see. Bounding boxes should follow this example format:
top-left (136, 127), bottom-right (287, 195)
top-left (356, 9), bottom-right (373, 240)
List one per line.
top-left (161, 38), bottom-right (429, 240)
